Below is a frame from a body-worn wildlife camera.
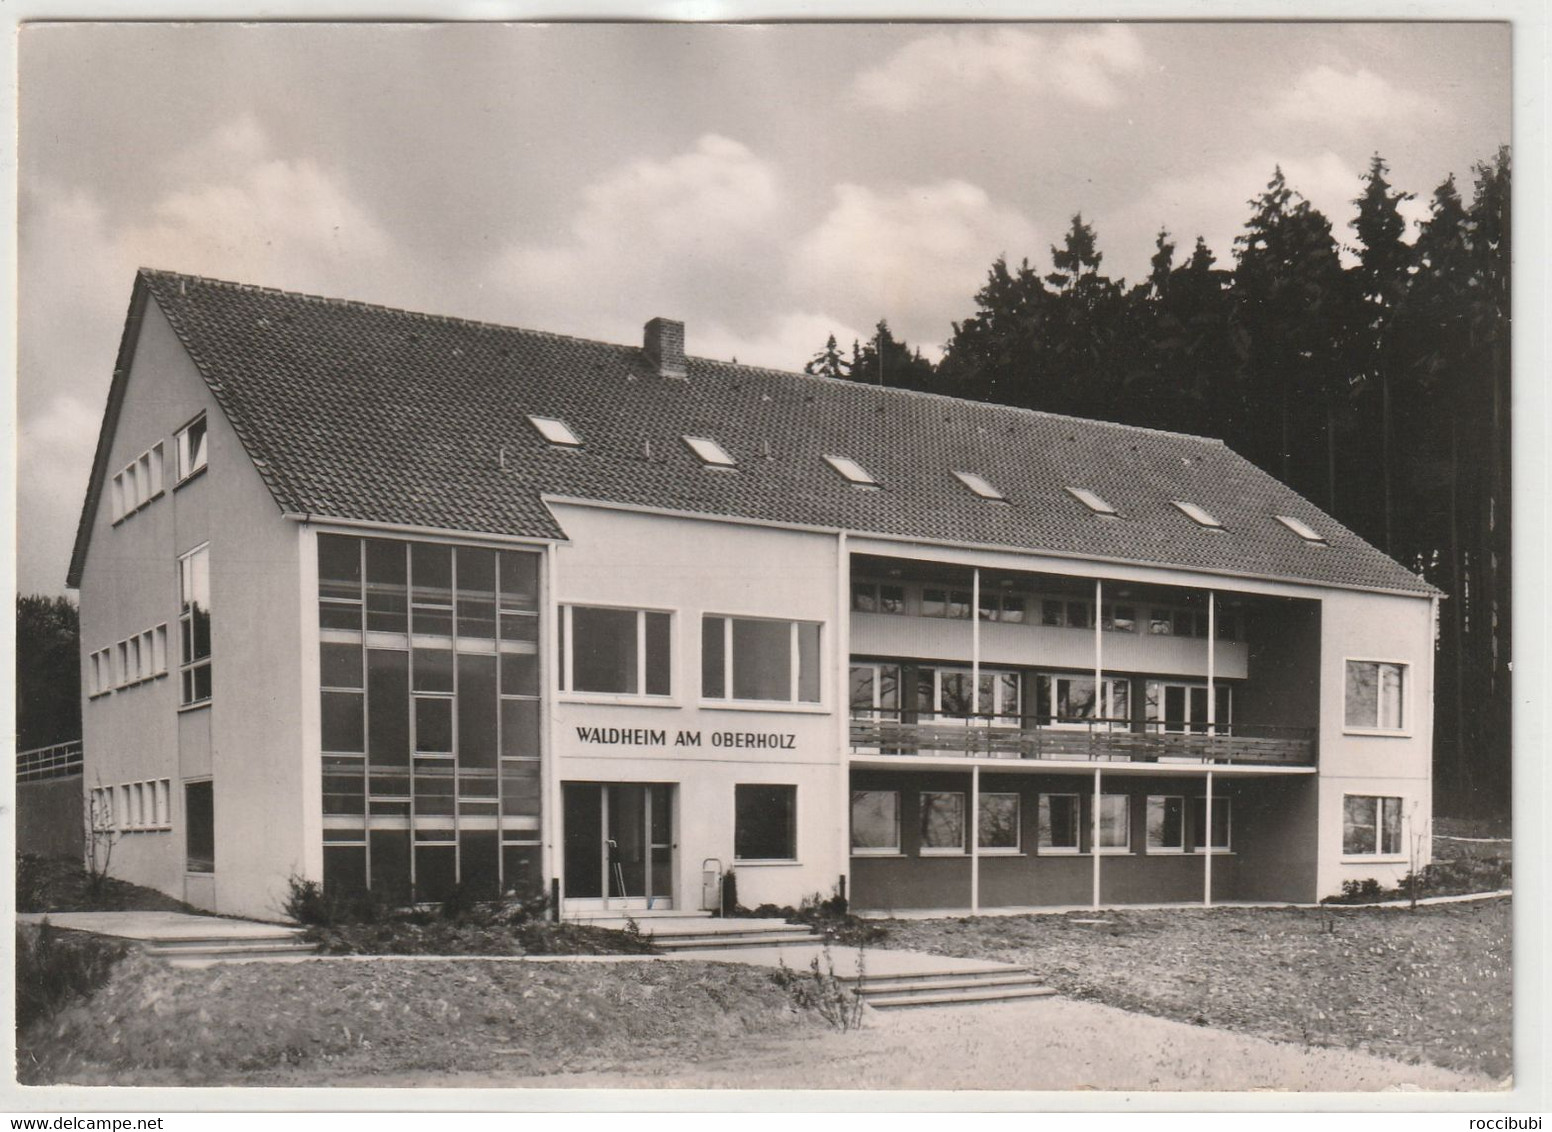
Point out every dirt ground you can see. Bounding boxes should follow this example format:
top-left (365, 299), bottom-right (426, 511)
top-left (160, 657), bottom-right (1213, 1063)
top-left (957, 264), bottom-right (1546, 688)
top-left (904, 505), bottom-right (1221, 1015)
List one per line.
top-left (331, 994), bottom-right (1502, 1093)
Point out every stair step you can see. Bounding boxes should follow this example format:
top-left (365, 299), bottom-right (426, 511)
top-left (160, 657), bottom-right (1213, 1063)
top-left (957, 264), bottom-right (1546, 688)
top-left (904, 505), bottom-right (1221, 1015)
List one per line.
top-left (658, 933), bottom-right (825, 950)
top-left (865, 985), bottom-right (1058, 1009)
top-left (857, 974), bottom-right (1044, 997)
top-left (840, 965), bottom-right (1035, 985)
top-left (138, 934), bottom-right (307, 950)
top-left (144, 941), bottom-right (318, 958)
top-left (650, 926), bottom-right (816, 943)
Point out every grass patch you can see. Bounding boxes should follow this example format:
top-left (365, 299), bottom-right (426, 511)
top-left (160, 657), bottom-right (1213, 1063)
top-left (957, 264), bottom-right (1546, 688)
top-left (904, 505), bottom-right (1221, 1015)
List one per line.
top-left (20, 957), bottom-right (829, 1086)
top-left (17, 853), bottom-right (195, 914)
top-left (877, 899), bottom-right (1511, 1080)
top-left (15, 923), bottom-right (132, 1035)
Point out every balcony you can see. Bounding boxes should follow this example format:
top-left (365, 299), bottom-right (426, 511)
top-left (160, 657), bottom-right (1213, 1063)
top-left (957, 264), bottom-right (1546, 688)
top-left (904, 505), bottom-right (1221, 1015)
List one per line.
top-left (849, 714), bottom-right (1315, 767)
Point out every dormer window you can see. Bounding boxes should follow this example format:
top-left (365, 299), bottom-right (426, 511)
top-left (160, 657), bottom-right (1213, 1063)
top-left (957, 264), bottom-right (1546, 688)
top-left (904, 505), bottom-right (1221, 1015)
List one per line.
top-left (1276, 515), bottom-right (1328, 544)
top-left (1172, 500), bottom-right (1223, 529)
top-left (823, 455), bottom-right (878, 487)
top-left (1066, 487), bottom-right (1118, 516)
top-left (952, 470), bottom-right (1005, 501)
top-left (528, 415), bottom-right (581, 447)
top-left (683, 436), bottom-right (736, 468)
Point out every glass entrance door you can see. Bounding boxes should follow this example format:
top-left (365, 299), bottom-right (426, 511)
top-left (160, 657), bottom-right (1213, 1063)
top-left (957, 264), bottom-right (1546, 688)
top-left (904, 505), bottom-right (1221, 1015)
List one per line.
top-left (562, 782), bottom-right (674, 909)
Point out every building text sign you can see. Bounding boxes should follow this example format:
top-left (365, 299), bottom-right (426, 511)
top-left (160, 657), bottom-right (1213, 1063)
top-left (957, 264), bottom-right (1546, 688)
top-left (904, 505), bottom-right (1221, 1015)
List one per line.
top-left (574, 726), bottom-right (798, 750)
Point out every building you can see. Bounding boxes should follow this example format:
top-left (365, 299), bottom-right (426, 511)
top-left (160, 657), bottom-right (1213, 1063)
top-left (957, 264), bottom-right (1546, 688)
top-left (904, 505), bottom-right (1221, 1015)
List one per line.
top-left (68, 270), bottom-right (1439, 921)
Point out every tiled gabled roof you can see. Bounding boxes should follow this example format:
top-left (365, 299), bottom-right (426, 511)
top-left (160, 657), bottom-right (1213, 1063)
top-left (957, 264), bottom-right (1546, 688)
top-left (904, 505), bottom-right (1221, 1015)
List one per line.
top-left (71, 268), bottom-right (1438, 596)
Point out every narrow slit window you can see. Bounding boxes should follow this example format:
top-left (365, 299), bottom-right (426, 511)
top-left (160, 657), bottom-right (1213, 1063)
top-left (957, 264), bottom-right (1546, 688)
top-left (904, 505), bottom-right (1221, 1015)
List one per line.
top-left (683, 435), bottom-right (736, 467)
top-left (953, 470), bottom-right (1005, 501)
top-left (1066, 487), bottom-right (1118, 516)
top-left (528, 416), bottom-right (581, 447)
top-left (1276, 514), bottom-right (1327, 544)
top-left (1172, 500), bottom-right (1223, 529)
top-left (823, 454), bottom-right (878, 487)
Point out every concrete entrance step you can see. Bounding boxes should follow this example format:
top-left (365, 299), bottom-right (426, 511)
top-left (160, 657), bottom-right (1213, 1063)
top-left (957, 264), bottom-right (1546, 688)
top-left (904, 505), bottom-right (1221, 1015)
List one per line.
top-left (855, 972), bottom-right (1048, 998)
top-left (657, 930), bottom-right (824, 951)
top-left (863, 984), bottom-right (1058, 1009)
top-left (141, 931), bottom-right (318, 965)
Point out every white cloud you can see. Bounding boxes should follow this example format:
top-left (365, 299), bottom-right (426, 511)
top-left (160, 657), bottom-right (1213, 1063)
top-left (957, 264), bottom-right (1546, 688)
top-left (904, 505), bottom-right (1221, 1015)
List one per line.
top-left (693, 311), bottom-right (870, 373)
top-left (854, 25), bottom-right (1144, 112)
top-left (1109, 150), bottom-right (1382, 276)
top-left (1273, 65), bottom-right (1444, 130)
top-left (791, 180), bottom-right (1040, 353)
top-left (17, 116), bottom-right (398, 592)
top-left (484, 134), bottom-right (786, 346)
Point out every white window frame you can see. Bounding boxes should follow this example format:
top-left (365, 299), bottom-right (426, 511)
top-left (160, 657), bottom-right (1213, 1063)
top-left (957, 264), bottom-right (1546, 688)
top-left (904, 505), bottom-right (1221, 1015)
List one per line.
top-left (1343, 658), bottom-right (1409, 735)
top-left (1041, 673), bottom-right (1130, 729)
top-left (683, 435), bottom-right (736, 468)
top-left (928, 665), bottom-right (1020, 724)
top-left (849, 789), bottom-right (902, 856)
top-left (1037, 793), bottom-right (1081, 855)
top-left (701, 614), bottom-right (823, 708)
top-left (558, 604), bottom-right (675, 701)
top-left (952, 469), bottom-right (1006, 501)
top-left (175, 413), bottom-right (209, 484)
top-left (848, 662), bottom-right (902, 721)
top-left (919, 790), bottom-right (967, 856)
top-left (978, 792), bottom-right (1022, 855)
top-left (977, 590), bottom-right (1028, 623)
top-left (528, 415), bottom-right (582, 447)
top-left (1191, 795), bottom-right (1233, 854)
top-left (1172, 500), bottom-right (1224, 529)
top-left (922, 587), bottom-right (973, 620)
top-left (1342, 794), bottom-right (1404, 859)
top-left (1066, 486), bottom-right (1118, 516)
top-left (178, 543), bottom-right (212, 707)
top-left (823, 454), bottom-right (879, 486)
top-left (850, 580), bottom-right (905, 615)
top-left (1276, 514), bottom-right (1327, 544)
top-left (1097, 793), bottom-right (1131, 854)
top-left (1145, 795), bottom-right (1187, 854)
top-left (733, 783), bottom-right (799, 863)
top-left (1146, 680), bottom-right (1232, 736)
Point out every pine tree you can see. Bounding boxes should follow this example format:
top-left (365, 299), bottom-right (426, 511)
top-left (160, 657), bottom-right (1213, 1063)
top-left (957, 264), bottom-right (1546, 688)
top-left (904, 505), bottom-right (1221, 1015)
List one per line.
top-left (848, 320), bottom-right (938, 391)
top-left (804, 334), bottom-right (849, 380)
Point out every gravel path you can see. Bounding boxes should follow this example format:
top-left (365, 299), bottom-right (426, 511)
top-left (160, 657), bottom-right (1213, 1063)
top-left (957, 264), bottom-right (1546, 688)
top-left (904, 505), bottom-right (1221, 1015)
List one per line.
top-left (339, 994), bottom-right (1503, 1093)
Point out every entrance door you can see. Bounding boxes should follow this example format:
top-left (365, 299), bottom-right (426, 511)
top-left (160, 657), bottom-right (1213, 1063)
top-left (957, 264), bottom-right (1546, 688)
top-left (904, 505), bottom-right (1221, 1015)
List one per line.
top-left (562, 782), bottom-right (674, 910)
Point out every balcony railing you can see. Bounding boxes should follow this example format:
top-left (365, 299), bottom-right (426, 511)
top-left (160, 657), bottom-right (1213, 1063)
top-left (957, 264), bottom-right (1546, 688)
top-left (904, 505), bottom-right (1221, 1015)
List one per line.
top-left (849, 714), bottom-right (1315, 767)
top-left (17, 740), bottom-right (84, 782)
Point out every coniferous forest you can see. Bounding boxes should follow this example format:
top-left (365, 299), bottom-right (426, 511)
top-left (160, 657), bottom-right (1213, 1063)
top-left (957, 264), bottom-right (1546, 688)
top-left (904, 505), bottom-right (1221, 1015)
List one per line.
top-left (807, 149), bottom-right (1512, 817)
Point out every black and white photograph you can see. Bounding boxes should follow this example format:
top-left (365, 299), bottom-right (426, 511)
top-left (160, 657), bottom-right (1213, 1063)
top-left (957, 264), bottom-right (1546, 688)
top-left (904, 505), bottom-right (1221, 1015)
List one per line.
top-left (6, 6), bottom-right (1541, 1115)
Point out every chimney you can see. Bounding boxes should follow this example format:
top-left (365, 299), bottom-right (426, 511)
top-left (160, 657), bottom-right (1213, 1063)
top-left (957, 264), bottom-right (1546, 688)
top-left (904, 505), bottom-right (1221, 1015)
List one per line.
top-left (643, 317), bottom-right (687, 379)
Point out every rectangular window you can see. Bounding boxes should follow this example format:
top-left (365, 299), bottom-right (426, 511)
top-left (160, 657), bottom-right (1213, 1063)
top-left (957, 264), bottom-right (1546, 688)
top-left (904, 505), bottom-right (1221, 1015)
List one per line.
top-left (734, 784), bottom-right (796, 861)
top-left (185, 780), bottom-right (214, 873)
top-left (561, 606), bottom-right (672, 697)
top-left (702, 616), bottom-right (821, 704)
top-left (1039, 794), bottom-right (1081, 852)
top-left (922, 588), bottom-right (971, 619)
top-left (110, 473), bottom-right (125, 522)
top-left (920, 791), bottom-right (966, 854)
top-left (1146, 795), bottom-right (1186, 852)
top-left (850, 790), bottom-right (900, 854)
top-left (175, 414), bottom-right (209, 483)
top-left (1190, 796), bottom-right (1232, 852)
top-left (1098, 794), bottom-right (1131, 852)
top-left (1343, 795), bottom-right (1402, 856)
top-left (978, 793), bottom-right (1020, 852)
top-left (1345, 661), bottom-right (1406, 730)
top-left (851, 581), bottom-right (905, 614)
top-left (178, 545), bottom-right (212, 705)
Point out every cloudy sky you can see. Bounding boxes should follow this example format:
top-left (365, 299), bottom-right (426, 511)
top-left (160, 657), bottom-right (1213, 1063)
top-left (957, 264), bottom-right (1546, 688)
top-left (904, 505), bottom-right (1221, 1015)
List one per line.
top-left (17, 20), bottom-right (1509, 595)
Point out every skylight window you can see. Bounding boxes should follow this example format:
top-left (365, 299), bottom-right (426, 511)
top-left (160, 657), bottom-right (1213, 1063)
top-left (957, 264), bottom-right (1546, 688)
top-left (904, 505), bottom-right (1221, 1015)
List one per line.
top-left (683, 435), bottom-right (736, 468)
top-left (528, 416), bottom-right (581, 447)
top-left (1066, 487), bottom-right (1118, 516)
top-left (1276, 515), bottom-right (1328, 544)
top-left (823, 455), bottom-right (878, 487)
top-left (1172, 500), bottom-right (1224, 529)
top-left (953, 470), bottom-right (1006, 501)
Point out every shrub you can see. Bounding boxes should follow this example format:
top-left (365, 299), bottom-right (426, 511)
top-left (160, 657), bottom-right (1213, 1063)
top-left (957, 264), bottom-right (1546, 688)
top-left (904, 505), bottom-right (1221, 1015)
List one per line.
top-left (15, 922), bottom-right (131, 1033)
top-left (773, 942), bottom-right (865, 1032)
top-left (281, 875), bottom-right (336, 927)
top-left (720, 868), bottom-right (738, 915)
top-left (16, 853), bottom-right (48, 913)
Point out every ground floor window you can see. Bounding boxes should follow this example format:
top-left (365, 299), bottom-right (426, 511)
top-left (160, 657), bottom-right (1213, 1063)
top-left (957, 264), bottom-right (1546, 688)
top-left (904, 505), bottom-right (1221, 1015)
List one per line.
top-left (1191, 796), bottom-right (1232, 851)
top-left (1038, 793), bottom-right (1081, 853)
top-left (978, 793), bottom-right (1020, 852)
top-left (185, 780), bottom-right (214, 873)
top-left (1098, 794), bottom-right (1130, 852)
top-left (920, 791), bottom-right (966, 853)
top-left (1146, 795), bottom-right (1186, 852)
top-left (850, 790), bottom-right (900, 854)
top-left (735, 784), bottom-right (797, 861)
top-left (1343, 794), bottom-right (1402, 855)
